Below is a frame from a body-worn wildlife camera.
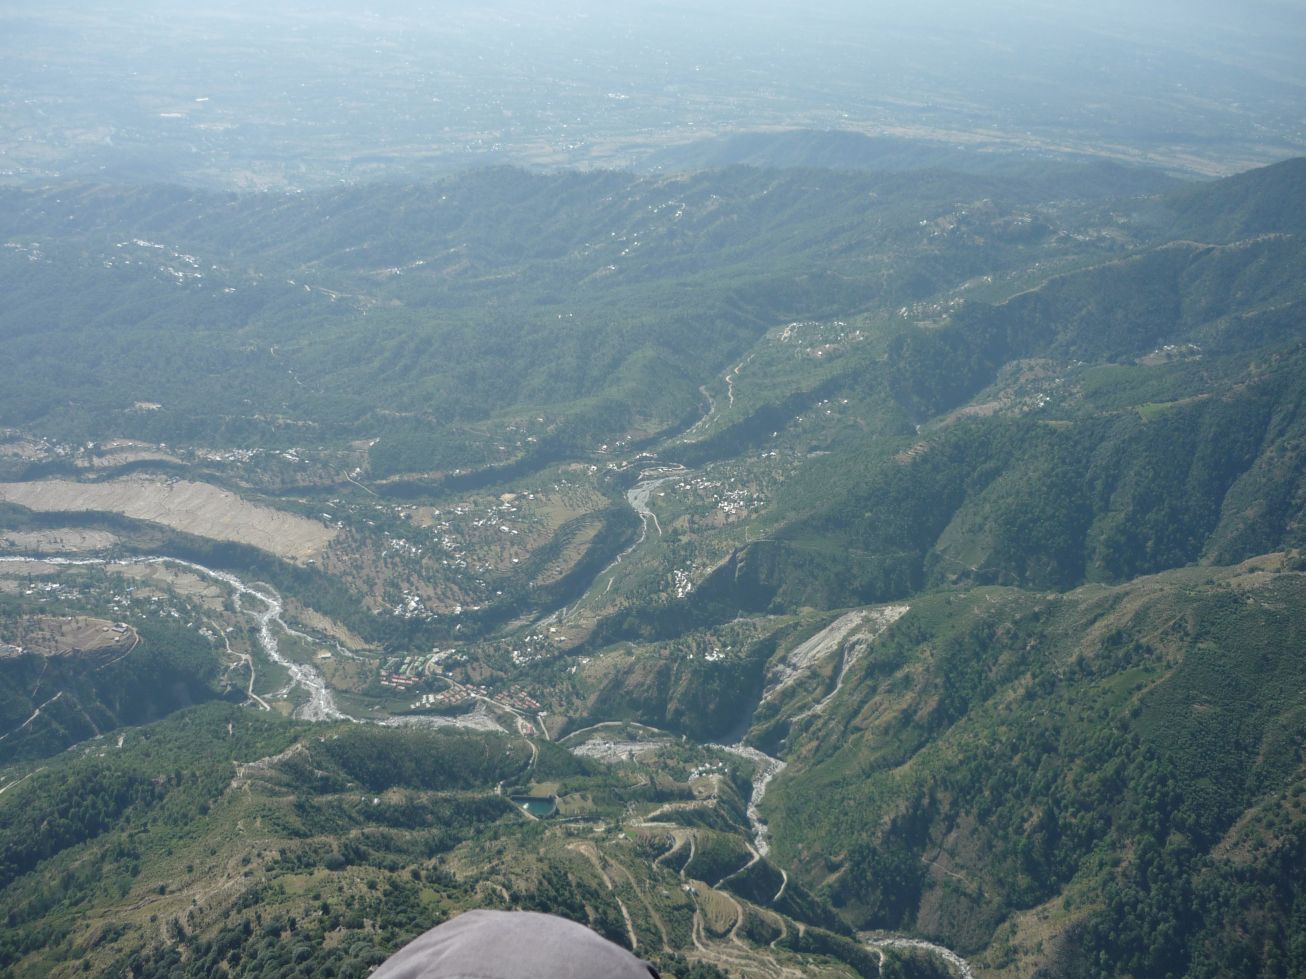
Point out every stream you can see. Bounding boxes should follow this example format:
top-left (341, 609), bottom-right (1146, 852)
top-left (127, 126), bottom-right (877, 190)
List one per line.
top-left (708, 742), bottom-right (787, 857)
top-left (160, 558), bottom-right (348, 722)
top-left (622, 466), bottom-right (687, 546)
top-left (594, 464), bottom-right (688, 595)
top-left (0, 556), bottom-right (528, 734)
top-left (625, 465), bottom-right (688, 539)
top-left (0, 554), bottom-right (348, 721)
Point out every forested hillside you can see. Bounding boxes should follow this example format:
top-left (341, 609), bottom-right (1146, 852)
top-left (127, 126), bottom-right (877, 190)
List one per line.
top-left (764, 557), bottom-right (1306, 977)
top-left (0, 163), bottom-right (1163, 461)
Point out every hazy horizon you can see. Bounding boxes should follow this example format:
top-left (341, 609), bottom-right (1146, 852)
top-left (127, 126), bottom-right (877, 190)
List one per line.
top-left (3, 0), bottom-right (1304, 188)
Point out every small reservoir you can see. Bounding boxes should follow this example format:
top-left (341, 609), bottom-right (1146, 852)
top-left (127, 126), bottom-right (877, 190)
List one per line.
top-left (510, 795), bottom-right (556, 818)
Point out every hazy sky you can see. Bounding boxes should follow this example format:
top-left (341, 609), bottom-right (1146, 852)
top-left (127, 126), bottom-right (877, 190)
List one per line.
top-left (2, 0), bottom-right (1302, 186)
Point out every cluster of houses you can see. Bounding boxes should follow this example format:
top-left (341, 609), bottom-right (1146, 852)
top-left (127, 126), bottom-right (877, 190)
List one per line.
top-left (673, 475), bottom-right (766, 520)
top-left (499, 686), bottom-right (541, 711)
top-left (411, 688), bottom-right (473, 710)
top-left (379, 671), bottom-right (421, 691)
top-left (382, 649), bottom-right (463, 678)
top-left (688, 760), bottom-right (728, 780)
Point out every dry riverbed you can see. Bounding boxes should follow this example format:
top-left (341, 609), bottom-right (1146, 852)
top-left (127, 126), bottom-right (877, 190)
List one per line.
top-left (0, 477), bottom-right (336, 562)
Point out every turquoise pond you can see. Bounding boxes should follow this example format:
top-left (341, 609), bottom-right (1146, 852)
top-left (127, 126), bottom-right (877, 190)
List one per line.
top-left (510, 796), bottom-right (557, 817)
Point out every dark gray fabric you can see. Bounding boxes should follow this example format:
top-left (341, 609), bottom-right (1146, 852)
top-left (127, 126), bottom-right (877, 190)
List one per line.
top-left (370, 910), bottom-right (660, 979)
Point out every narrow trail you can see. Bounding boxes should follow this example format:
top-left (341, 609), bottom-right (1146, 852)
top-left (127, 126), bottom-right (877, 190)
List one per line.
top-left (0, 767), bottom-right (45, 797)
top-left (653, 832), bottom-right (688, 871)
top-left (559, 720), bottom-right (670, 744)
top-left (723, 890), bottom-right (747, 945)
top-left (691, 908), bottom-right (709, 954)
top-left (922, 852), bottom-right (973, 886)
top-left (724, 355), bottom-right (753, 408)
top-left (569, 842), bottom-right (639, 952)
top-left (716, 843), bottom-right (761, 888)
top-left (93, 630), bottom-right (142, 671)
top-left (773, 868), bottom-right (788, 904)
top-left (213, 618), bottom-right (270, 711)
top-left (684, 355), bottom-right (750, 438)
top-left (645, 797), bottom-right (716, 822)
top-left (344, 474), bottom-right (379, 497)
top-left (0, 692), bottom-right (64, 744)
top-left (684, 385), bottom-right (718, 437)
top-left (769, 910), bottom-right (788, 949)
top-left (28, 658), bottom-right (48, 702)
top-left (497, 735), bottom-right (543, 806)
top-left (609, 860), bottom-right (671, 950)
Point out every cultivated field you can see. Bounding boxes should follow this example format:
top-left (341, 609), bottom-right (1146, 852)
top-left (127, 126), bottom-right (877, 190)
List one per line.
top-left (0, 615), bottom-right (136, 658)
top-left (0, 529), bottom-right (120, 553)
